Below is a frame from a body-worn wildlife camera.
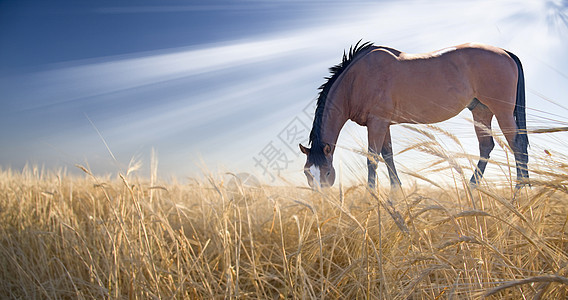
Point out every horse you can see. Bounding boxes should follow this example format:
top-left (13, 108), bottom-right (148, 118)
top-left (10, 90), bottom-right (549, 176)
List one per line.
top-left (299, 41), bottom-right (528, 190)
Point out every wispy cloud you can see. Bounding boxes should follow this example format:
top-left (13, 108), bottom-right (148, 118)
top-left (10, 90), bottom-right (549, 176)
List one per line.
top-left (2, 37), bottom-right (313, 111)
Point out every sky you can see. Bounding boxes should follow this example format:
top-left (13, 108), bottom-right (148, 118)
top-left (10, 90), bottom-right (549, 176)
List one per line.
top-left (1, 0), bottom-right (567, 186)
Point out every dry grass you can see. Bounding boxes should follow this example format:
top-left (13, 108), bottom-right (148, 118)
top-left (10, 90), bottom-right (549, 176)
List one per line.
top-left (1, 149), bottom-right (568, 299)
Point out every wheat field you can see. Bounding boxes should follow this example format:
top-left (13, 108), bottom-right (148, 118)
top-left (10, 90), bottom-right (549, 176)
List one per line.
top-left (1, 143), bottom-right (568, 299)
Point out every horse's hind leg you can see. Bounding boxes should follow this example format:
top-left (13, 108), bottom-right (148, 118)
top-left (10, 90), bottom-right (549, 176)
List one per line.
top-left (495, 113), bottom-right (529, 187)
top-left (367, 148), bottom-right (379, 190)
top-left (470, 102), bottom-right (495, 186)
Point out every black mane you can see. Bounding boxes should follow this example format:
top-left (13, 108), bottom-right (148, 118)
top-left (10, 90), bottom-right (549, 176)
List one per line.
top-left (308, 40), bottom-right (374, 165)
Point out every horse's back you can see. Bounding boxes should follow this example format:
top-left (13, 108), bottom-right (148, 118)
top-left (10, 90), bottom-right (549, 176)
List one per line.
top-left (364, 43), bottom-right (518, 123)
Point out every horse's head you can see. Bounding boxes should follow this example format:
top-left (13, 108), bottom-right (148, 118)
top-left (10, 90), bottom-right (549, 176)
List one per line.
top-left (299, 143), bottom-right (335, 188)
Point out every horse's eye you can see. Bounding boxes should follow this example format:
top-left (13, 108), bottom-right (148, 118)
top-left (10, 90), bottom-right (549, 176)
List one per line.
top-left (326, 171), bottom-right (331, 176)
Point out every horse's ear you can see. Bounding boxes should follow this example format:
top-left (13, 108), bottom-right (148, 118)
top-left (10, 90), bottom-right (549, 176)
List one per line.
top-left (323, 143), bottom-right (332, 156)
top-left (299, 144), bottom-right (310, 155)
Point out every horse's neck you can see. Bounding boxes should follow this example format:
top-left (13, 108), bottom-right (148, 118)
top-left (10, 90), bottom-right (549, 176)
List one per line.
top-left (320, 96), bottom-right (348, 151)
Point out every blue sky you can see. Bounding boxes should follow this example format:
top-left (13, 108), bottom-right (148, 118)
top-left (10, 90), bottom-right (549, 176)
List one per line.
top-left (1, 0), bottom-right (567, 185)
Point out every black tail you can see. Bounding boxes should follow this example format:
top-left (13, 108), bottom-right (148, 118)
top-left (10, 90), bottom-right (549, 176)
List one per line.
top-left (506, 50), bottom-right (529, 179)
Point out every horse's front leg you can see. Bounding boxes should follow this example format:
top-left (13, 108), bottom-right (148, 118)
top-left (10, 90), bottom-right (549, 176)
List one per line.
top-left (382, 127), bottom-right (401, 189)
top-left (367, 117), bottom-right (390, 191)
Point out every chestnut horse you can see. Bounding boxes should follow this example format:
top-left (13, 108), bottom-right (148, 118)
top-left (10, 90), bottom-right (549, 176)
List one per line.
top-left (300, 41), bottom-right (528, 190)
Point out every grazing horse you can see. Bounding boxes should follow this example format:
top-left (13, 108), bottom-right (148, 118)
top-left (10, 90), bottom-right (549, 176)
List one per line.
top-left (300, 41), bottom-right (528, 190)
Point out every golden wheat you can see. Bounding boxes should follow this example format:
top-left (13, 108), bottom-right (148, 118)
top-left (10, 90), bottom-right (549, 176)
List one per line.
top-left (1, 145), bottom-right (568, 299)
